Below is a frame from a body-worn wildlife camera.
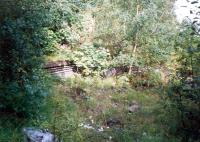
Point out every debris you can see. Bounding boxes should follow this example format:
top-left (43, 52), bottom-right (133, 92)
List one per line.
top-left (79, 123), bottom-right (95, 130)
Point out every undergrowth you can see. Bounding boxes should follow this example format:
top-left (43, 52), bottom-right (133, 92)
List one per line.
top-left (0, 76), bottom-right (180, 142)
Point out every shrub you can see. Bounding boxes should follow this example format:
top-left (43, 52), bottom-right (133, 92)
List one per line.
top-left (110, 53), bottom-right (138, 68)
top-left (70, 45), bottom-right (110, 76)
top-left (129, 68), bottom-right (162, 89)
top-left (165, 28), bottom-right (200, 141)
top-left (0, 0), bottom-right (80, 117)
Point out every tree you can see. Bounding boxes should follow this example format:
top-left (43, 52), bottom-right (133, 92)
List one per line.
top-left (0, 0), bottom-right (79, 117)
top-left (93, 0), bottom-right (177, 67)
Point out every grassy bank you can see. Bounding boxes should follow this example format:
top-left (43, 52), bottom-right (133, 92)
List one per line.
top-left (0, 75), bottom-right (179, 142)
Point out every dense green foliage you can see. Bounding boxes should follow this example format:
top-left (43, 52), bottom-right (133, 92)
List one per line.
top-left (0, 0), bottom-right (199, 141)
top-left (0, 0), bottom-right (81, 117)
top-left (165, 27), bottom-right (200, 141)
top-left (72, 45), bottom-right (110, 75)
top-left (94, 0), bottom-right (177, 66)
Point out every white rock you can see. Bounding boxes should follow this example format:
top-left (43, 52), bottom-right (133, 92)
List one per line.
top-left (23, 128), bottom-right (58, 142)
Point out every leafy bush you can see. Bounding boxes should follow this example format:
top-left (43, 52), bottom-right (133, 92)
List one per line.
top-left (0, 0), bottom-right (81, 117)
top-left (164, 28), bottom-right (200, 141)
top-left (56, 27), bottom-right (80, 48)
top-left (69, 45), bottom-right (110, 75)
top-left (0, 71), bottom-right (50, 117)
top-left (110, 53), bottom-right (138, 68)
top-left (129, 69), bottom-right (162, 89)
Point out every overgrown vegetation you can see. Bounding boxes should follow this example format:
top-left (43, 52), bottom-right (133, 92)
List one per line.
top-left (0, 0), bottom-right (199, 141)
top-left (164, 27), bottom-right (200, 142)
top-left (0, 0), bottom-right (82, 116)
top-left (93, 0), bottom-right (177, 66)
